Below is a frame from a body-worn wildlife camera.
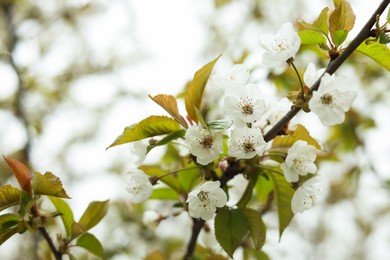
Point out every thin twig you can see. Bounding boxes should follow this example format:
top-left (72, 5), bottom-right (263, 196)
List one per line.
top-left (38, 227), bottom-right (62, 260)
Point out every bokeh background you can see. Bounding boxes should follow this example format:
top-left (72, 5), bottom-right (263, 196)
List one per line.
top-left (1, 0), bottom-right (390, 259)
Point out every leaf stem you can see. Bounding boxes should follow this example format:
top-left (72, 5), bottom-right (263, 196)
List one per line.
top-left (39, 227), bottom-right (62, 260)
top-left (289, 61), bottom-right (306, 101)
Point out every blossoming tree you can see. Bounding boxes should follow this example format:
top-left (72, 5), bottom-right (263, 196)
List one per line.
top-left (1, 0), bottom-right (390, 259)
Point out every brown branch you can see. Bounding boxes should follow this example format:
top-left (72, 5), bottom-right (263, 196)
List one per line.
top-left (263, 0), bottom-right (390, 143)
top-left (38, 227), bottom-right (63, 260)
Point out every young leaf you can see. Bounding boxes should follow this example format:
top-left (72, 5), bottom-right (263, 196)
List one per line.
top-left (107, 116), bottom-right (181, 149)
top-left (236, 174), bottom-right (258, 209)
top-left (255, 175), bottom-right (274, 204)
top-left (0, 226), bottom-right (18, 245)
top-left (32, 172), bottom-right (70, 199)
top-left (329, 0), bottom-right (355, 43)
top-left (214, 208), bottom-right (249, 258)
top-left (207, 119), bottom-right (233, 133)
top-left (49, 197), bottom-right (74, 238)
top-left (139, 165), bottom-right (182, 193)
top-left (184, 55), bottom-right (221, 122)
top-left (298, 31), bottom-right (327, 45)
top-left (272, 124), bottom-right (321, 150)
top-left (149, 94), bottom-right (188, 128)
top-left (0, 185), bottom-right (21, 212)
top-left (0, 214), bottom-right (20, 245)
top-left (71, 222), bottom-right (86, 240)
top-left (332, 30), bottom-right (348, 47)
top-left (3, 156), bottom-right (32, 195)
top-left (356, 41), bottom-right (390, 71)
top-left (17, 191), bottom-right (35, 217)
top-left (78, 200), bottom-right (109, 231)
top-left (268, 172), bottom-right (294, 239)
top-left (146, 129), bottom-right (186, 154)
top-left (177, 165), bottom-right (200, 193)
top-left (242, 208), bottom-right (266, 250)
top-left (76, 232), bottom-right (105, 259)
top-left (298, 7), bottom-right (329, 35)
top-left (149, 188), bottom-right (180, 200)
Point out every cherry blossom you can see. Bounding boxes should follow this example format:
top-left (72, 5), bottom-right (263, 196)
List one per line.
top-left (259, 22), bottom-right (301, 71)
top-left (291, 177), bottom-right (324, 214)
top-left (223, 83), bottom-right (266, 124)
top-left (126, 169), bottom-right (153, 204)
top-left (303, 62), bottom-right (325, 87)
top-left (308, 73), bottom-right (357, 126)
top-left (280, 140), bottom-right (317, 183)
top-left (184, 125), bottom-right (223, 165)
top-left (187, 181), bottom-right (227, 220)
top-left (228, 127), bottom-right (267, 159)
top-left (211, 64), bottom-right (250, 90)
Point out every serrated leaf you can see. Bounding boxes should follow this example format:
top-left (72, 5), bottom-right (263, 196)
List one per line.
top-left (32, 172), bottom-right (70, 199)
top-left (107, 116), bottom-right (181, 149)
top-left (139, 165), bottom-right (182, 193)
top-left (78, 201), bottom-right (109, 232)
top-left (149, 188), bottom-right (179, 200)
top-left (298, 31), bottom-right (327, 45)
top-left (3, 156), bottom-right (32, 195)
top-left (329, 0), bottom-right (355, 44)
top-left (298, 7), bottom-right (329, 35)
top-left (49, 197), bottom-right (74, 238)
top-left (185, 55), bottom-right (221, 122)
top-left (242, 208), bottom-right (266, 250)
top-left (149, 94), bottom-right (188, 128)
top-left (333, 30), bottom-right (348, 46)
top-left (207, 119), bottom-right (233, 133)
top-left (215, 208), bottom-right (249, 258)
top-left (356, 41), bottom-right (390, 71)
top-left (146, 129), bottom-right (185, 154)
top-left (76, 233), bottom-right (105, 259)
top-left (0, 185), bottom-right (21, 212)
top-left (268, 172), bottom-right (294, 239)
top-left (272, 124), bottom-right (321, 150)
top-left (0, 226), bottom-right (18, 245)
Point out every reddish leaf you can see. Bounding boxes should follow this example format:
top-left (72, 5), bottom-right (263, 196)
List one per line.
top-left (149, 94), bottom-right (188, 128)
top-left (3, 156), bottom-right (32, 195)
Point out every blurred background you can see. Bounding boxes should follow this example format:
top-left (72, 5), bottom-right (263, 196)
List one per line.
top-left (1, 0), bottom-right (390, 259)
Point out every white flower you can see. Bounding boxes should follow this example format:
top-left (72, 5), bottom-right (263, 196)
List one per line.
top-left (129, 140), bottom-right (148, 165)
top-left (228, 127), bottom-right (267, 159)
top-left (184, 125), bottom-right (223, 165)
top-left (126, 169), bottom-right (153, 204)
top-left (261, 97), bottom-right (291, 132)
top-left (303, 62), bottom-right (325, 87)
top-left (291, 177), bottom-right (324, 214)
top-left (142, 210), bottom-right (161, 228)
top-left (280, 140), bottom-right (317, 183)
top-left (259, 22), bottom-right (301, 71)
top-left (212, 64), bottom-right (250, 90)
top-left (187, 181), bottom-right (227, 220)
top-left (223, 83), bottom-right (266, 124)
top-left (308, 73), bottom-right (357, 126)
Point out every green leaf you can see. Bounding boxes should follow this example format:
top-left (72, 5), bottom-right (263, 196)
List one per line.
top-left (379, 32), bottom-right (390, 44)
top-left (78, 200), bottom-right (109, 231)
top-left (76, 232), bottom-right (105, 259)
top-left (107, 116), bottom-right (181, 149)
top-left (149, 94), bottom-right (188, 128)
top-left (49, 197), bottom-right (74, 238)
top-left (207, 119), bottom-right (233, 133)
top-left (140, 165), bottom-right (182, 193)
top-left (272, 124), bottom-right (321, 150)
top-left (17, 191), bottom-right (36, 217)
top-left (242, 208), bottom-right (266, 250)
top-left (146, 129), bottom-right (185, 154)
top-left (149, 188), bottom-right (179, 200)
top-left (329, 0), bottom-right (355, 43)
top-left (184, 55), bottom-right (221, 122)
top-left (387, 7), bottom-right (390, 23)
top-left (215, 208), bottom-right (249, 258)
top-left (236, 174), bottom-right (258, 209)
top-left (0, 214), bottom-right (20, 245)
top-left (0, 185), bottom-right (21, 212)
top-left (298, 30), bottom-right (327, 45)
top-left (177, 166), bottom-right (200, 193)
top-left (3, 156), bottom-right (32, 195)
top-left (332, 30), bottom-right (348, 46)
top-left (255, 175), bottom-right (274, 204)
top-left (299, 7), bottom-right (329, 35)
top-left (268, 172), bottom-right (294, 239)
top-left (32, 172), bottom-right (70, 199)
top-left (71, 222), bottom-right (86, 240)
top-left (194, 106), bottom-right (208, 129)
top-left (356, 41), bottom-right (390, 71)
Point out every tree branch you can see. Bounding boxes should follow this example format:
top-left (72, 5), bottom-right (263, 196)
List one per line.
top-left (263, 0), bottom-right (390, 142)
top-left (38, 227), bottom-right (63, 260)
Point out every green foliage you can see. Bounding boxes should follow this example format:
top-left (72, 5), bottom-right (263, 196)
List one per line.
top-left (107, 116), bottom-right (181, 149)
top-left (329, 0), bottom-right (355, 44)
top-left (207, 119), bottom-right (233, 133)
top-left (268, 172), bottom-right (294, 239)
top-left (236, 174), bottom-right (258, 209)
top-left (149, 94), bottom-right (188, 127)
top-left (298, 31), bottom-right (326, 45)
top-left (0, 185), bottom-right (21, 211)
top-left (32, 172), bottom-right (70, 199)
top-left (49, 197), bottom-right (74, 237)
top-left (215, 207), bottom-right (249, 257)
top-left (242, 208), bottom-right (266, 250)
top-left (272, 124), bottom-right (321, 150)
top-left (255, 175), bottom-right (274, 204)
top-left (78, 200), bottom-right (109, 231)
top-left (149, 188), bottom-right (180, 200)
top-left (332, 30), bottom-right (349, 47)
top-left (299, 7), bottom-right (329, 35)
top-left (146, 129), bottom-right (186, 154)
top-left (76, 232), bottom-right (106, 259)
top-left (140, 165), bottom-right (182, 193)
top-left (356, 41), bottom-right (390, 71)
top-left (184, 55), bottom-right (221, 122)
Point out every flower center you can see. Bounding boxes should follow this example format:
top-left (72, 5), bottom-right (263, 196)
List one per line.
top-left (237, 97), bottom-right (254, 115)
top-left (199, 136), bottom-right (213, 149)
top-left (241, 134), bottom-right (256, 153)
top-left (272, 38), bottom-right (289, 54)
top-left (320, 94), bottom-right (333, 105)
top-left (197, 191), bottom-right (210, 207)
